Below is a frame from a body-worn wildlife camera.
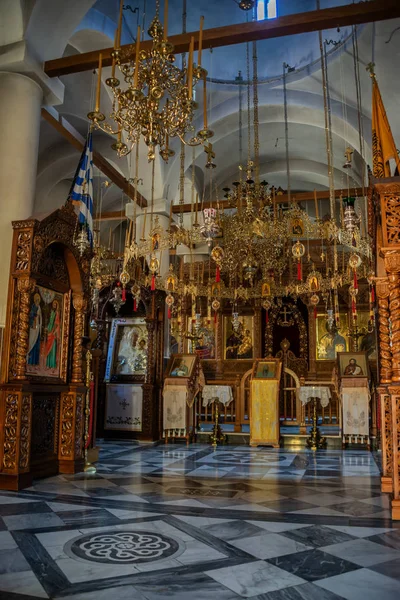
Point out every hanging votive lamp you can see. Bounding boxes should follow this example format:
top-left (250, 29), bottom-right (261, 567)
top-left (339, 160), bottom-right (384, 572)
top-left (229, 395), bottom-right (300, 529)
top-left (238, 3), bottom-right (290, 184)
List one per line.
top-left (292, 241), bottom-right (305, 281)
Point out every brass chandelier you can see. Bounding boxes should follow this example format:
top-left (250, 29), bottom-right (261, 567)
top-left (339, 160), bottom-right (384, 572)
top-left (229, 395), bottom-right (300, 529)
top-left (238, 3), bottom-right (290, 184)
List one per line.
top-left (88, 0), bottom-right (210, 161)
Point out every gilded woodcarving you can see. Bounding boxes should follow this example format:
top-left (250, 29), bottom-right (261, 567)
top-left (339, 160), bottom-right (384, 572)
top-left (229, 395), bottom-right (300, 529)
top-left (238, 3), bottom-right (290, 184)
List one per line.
top-left (388, 388), bottom-right (400, 500)
top-left (15, 277), bottom-right (35, 380)
top-left (71, 293), bottom-right (87, 384)
top-left (2, 394), bottom-right (18, 470)
top-left (15, 230), bottom-right (33, 272)
top-left (59, 393), bottom-right (74, 458)
top-left (19, 395), bottom-right (32, 469)
top-left (388, 272), bottom-right (400, 382)
top-left (382, 391), bottom-right (393, 478)
top-left (265, 302), bottom-right (307, 358)
top-left (74, 393), bottom-right (84, 458)
top-left (376, 278), bottom-right (392, 384)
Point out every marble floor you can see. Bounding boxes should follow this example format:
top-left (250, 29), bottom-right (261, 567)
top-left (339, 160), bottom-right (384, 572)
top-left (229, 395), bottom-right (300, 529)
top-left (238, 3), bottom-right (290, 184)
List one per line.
top-left (0, 443), bottom-right (399, 600)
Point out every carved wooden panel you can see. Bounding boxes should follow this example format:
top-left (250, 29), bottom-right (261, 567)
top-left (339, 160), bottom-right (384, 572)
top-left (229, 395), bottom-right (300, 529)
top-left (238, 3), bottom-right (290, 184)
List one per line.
top-left (376, 278), bottom-right (392, 384)
top-left (59, 393), bottom-right (74, 459)
top-left (265, 302), bottom-right (308, 359)
top-left (75, 393), bottom-right (84, 459)
top-left (388, 272), bottom-right (400, 382)
top-left (380, 189), bottom-right (400, 247)
top-left (14, 228), bottom-right (34, 272)
top-left (2, 393), bottom-right (18, 471)
top-left (19, 395), bottom-right (32, 470)
top-left (379, 388), bottom-right (393, 479)
top-left (36, 244), bottom-right (70, 286)
top-left (31, 395), bottom-right (59, 458)
top-left (390, 388), bottom-right (400, 500)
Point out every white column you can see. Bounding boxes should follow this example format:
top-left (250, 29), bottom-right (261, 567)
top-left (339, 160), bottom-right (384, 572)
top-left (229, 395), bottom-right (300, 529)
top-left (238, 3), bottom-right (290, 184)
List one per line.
top-left (0, 72), bottom-right (42, 326)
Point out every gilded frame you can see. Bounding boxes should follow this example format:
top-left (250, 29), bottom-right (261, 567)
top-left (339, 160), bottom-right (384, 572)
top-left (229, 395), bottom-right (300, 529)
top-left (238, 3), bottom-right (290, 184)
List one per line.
top-left (337, 351), bottom-right (369, 378)
top-left (223, 314), bottom-right (254, 360)
top-left (251, 358), bottom-right (282, 381)
top-left (165, 353), bottom-right (197, 379)
top-left (105, 317), bottom-right (147, 383)
top-left (25, 285), bottom-right (71, 384)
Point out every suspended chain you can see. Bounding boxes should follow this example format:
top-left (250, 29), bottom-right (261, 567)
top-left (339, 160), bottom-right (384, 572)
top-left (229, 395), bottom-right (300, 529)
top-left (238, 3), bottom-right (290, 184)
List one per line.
top-left (179, 141), bottom-right (185, 227)
top-left (352, 25), bottom-right (366, 198)
top-left (283, 63), bottom-right (291, 204)
top-left (246, 41), bottom-right (252, 164)
top-left (252, 41), bottom-right (260, 184)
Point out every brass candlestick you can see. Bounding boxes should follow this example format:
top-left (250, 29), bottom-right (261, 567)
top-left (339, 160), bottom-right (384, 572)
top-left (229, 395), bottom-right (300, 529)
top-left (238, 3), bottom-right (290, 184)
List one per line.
top-left (209, 399), bottom-right (226, 449)
top-left (306, 398), bottom-right (327, 451)
top-left (84, 349), bottom-right (96, 474)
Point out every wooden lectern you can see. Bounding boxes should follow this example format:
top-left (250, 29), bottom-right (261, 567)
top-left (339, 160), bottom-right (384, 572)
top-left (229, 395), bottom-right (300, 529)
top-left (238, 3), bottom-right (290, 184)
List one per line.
top-left (250, 358), bottom-right (282, 448)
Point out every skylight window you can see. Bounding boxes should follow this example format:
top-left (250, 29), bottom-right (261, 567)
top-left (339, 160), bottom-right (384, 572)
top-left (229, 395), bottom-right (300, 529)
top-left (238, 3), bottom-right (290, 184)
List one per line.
top-left (257, 0), bottom-right (277, 21)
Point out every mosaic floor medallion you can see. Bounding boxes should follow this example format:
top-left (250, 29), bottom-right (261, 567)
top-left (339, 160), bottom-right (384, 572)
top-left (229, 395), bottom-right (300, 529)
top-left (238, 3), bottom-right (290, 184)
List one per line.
top-left (66, 530), bottom-right (180, 564)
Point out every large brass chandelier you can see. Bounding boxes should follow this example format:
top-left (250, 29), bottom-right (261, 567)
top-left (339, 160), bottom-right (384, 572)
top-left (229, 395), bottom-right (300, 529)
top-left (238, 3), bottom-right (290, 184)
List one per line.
top-left (88, 0), bottom-right (209, 161)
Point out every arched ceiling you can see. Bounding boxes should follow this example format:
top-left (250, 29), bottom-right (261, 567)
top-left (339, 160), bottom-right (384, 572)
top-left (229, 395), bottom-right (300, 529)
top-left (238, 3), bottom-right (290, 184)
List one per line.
top-left (13, 0), bottom-right (399, 221)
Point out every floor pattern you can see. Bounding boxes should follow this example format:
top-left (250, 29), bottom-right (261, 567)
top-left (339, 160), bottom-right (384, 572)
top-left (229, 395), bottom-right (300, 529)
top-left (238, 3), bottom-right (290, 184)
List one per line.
top-left (0, 443), bottom-right (399, 599)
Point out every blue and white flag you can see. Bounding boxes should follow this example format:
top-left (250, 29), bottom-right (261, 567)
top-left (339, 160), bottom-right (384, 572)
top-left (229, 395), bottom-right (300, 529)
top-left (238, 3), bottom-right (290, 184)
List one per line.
top-left (70, 132), bottom-right (94, 246)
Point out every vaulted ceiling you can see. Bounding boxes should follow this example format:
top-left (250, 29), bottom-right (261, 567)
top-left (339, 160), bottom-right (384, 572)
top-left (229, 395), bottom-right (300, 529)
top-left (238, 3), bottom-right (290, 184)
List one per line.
top-left (14, 1), bottom-right (400, 230)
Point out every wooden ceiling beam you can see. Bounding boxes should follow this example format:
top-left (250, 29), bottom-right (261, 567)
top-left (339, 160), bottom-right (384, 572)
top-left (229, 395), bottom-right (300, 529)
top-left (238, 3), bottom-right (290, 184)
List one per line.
top-left (41, 108), bottom-right (147, 207)
top-left (172, 188), bottom-right (364, 213)
top-left (95, 210), bottom-right (127, 221)
top-left (44, 1), bottom-right (400, 78)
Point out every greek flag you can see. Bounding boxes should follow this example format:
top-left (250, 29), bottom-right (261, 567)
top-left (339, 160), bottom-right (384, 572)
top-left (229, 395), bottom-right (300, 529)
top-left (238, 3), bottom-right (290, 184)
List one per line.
top-left (70, 133), bottom-right (94, 246)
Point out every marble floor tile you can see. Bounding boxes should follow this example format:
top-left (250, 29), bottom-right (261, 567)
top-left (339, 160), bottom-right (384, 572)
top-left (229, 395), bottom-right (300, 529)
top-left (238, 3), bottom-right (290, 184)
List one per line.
top-left (281, 525), bottom-right (356, 548)
top-left (326, 501), bottom-right (384, 517)
top-left (369, 557), bottom-right (400, 581)
top-left (58, 584), bottom-right (149, 600)
top-left (134, 572), bottom-right (241, 600)
top-left (322, 538), bottom-right (400, 567)
top-left (204, 520), bottom-right (267, 541)
top-left (0, 569), bottom-right (48, 598)
top-left (0, 495), bottom-right (37, 505)
top-left (367, 530), bottom-right (400, 550)
top-left (323, 525), bottom-right (395, 538)
top-left (315, 567), bottom-right (400, 600)
top-left (268, 549), bottom-right (360, 582)
top-left (0, 547), bottom-right (31, 574)
top-left (260, 499), bottom-right (319, 513)
top-left (245, 521), bottom-right (311, 534)
top-left (176, 539), bottom-right (227, 565)
top-left (251, 581), bottom-right (345, 599)
top-left (55, 556), bottom-right (141, 583)
top-left (206, 560), bottom-right (306, 597)
top-left (36, 529), bottom-right (82, 547)
top-left (174, 515), bottom-right (233, 527)
top-left (0, 443), bottom-right (396, 599)
top-left (0, 531), bottom-right (18, 550)
top-left (3, 512), bottom-right (65, 531)
top-left (290, 507), bottom-right (351, 517)
top-left (229, 532), bottom-right (312, 560)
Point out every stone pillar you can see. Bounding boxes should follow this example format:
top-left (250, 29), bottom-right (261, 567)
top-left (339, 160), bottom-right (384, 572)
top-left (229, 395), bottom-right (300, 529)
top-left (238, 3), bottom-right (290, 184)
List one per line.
top-left (375, 277), bottom-right (392, 384)
top-left (0, 73), bottom-right (42, 327)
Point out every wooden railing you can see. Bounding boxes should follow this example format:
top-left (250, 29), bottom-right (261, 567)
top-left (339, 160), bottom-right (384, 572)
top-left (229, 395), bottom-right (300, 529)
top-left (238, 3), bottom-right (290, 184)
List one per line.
top-left (196, 368), bottom-right (340, 432)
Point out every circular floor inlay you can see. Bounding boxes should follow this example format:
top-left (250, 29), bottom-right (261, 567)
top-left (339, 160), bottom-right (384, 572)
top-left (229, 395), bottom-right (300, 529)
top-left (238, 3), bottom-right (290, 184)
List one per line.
top-left (67, 530), bottom-right (180, 564)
